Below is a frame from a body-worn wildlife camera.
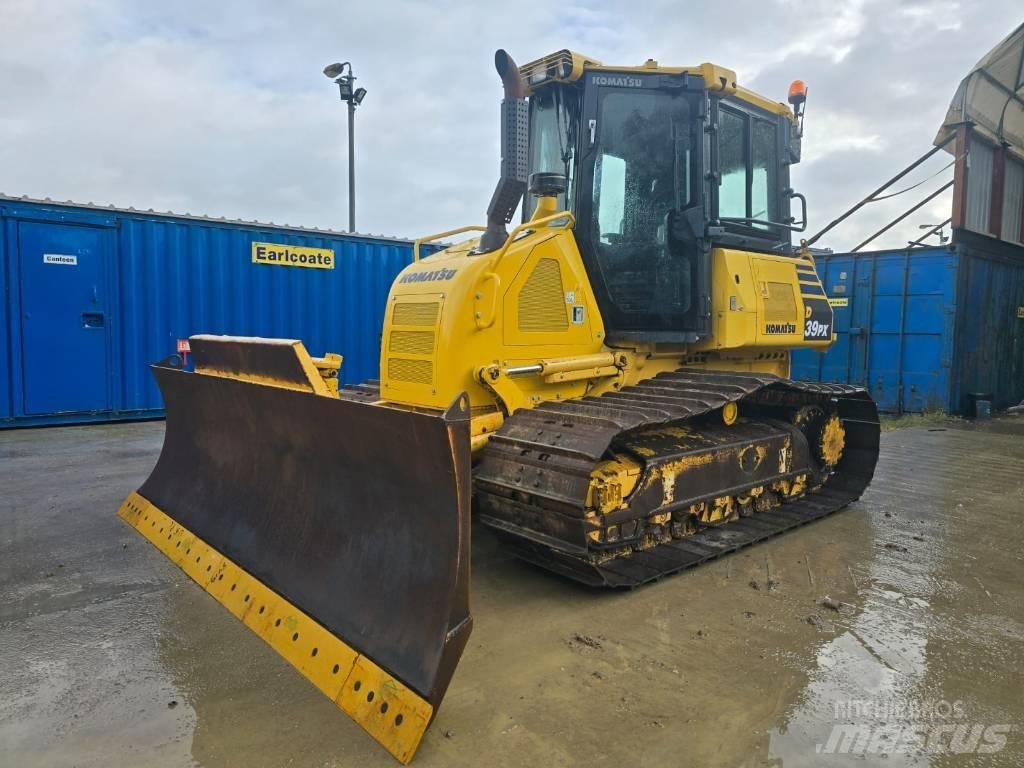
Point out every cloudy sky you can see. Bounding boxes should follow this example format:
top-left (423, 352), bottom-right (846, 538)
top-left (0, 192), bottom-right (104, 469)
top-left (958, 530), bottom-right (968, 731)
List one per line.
top-left (1, 1), bottom-right (1020, 251)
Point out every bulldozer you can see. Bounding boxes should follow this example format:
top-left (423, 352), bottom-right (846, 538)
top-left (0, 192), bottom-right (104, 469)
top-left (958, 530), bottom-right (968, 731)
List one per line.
top-left (118, 49), bottom-right (879, 763)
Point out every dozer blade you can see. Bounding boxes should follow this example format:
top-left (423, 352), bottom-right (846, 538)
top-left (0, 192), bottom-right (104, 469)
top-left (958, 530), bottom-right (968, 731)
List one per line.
top-left (118, 338), bottom-right (472, 764)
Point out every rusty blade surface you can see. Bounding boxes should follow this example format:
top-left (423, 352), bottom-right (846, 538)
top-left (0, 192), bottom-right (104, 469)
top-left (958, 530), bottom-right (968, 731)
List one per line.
top-left (139, 361), bottom-right (472, 707)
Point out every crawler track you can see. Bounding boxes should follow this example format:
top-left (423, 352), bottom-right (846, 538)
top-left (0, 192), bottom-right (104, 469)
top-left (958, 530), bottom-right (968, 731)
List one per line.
top-left (475, 370), bottom-right (879, 587)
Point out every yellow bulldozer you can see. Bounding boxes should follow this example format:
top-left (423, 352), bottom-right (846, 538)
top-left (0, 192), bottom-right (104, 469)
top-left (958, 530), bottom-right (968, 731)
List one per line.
top-left (118, 49), bottom-right (879, 763)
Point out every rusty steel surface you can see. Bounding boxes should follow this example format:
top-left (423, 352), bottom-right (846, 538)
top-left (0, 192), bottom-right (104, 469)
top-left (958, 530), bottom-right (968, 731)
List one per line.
top-left (502, 484), bottom-right (867, 587)
top-left (476, 370), bottom-right (879, 587)
top-left (137, 361), bottom-right (473, 708)
top-left (616, 420), bottom-right (814, 521)
top-left (190, 335), bottom-right (322, 391)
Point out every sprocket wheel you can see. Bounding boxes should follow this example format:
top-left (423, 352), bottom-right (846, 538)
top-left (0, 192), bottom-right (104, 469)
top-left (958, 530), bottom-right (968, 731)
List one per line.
top-left (792, 405), bottom-right (846, 469)
top-left (818, 413), bottom-right (846, 467)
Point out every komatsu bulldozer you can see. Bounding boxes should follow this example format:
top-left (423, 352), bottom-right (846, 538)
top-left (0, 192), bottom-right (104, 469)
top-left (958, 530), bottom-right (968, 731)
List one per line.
top-left (118, 49), bottom-right (879, 763)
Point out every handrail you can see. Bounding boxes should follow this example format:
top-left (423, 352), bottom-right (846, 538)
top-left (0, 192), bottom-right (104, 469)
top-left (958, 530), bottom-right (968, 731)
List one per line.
top-left (412, 211), bottom-right (576, 264)
top-left (413, 225), bottom-right (486, 262)
top-left (490, 211), bottom-right (576, 269)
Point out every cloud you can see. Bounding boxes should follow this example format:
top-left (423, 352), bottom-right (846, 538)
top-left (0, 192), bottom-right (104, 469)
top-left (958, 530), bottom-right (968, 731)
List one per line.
top-left (800, 112), bottom-right (885, 164)
top-left (0, 0), bottom-right (1021, 252)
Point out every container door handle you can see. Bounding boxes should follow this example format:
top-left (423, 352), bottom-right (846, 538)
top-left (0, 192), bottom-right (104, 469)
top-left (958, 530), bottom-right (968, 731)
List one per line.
top-left (82, 312), bottom-right (105, 328)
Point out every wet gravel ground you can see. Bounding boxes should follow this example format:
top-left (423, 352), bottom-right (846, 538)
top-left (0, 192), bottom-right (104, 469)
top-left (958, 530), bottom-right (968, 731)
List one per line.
top-left (1, 417), bottom-right (1022, 767)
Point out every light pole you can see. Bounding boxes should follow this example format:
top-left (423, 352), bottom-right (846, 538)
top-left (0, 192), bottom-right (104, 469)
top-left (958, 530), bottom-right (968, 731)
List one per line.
top-left (323, 61), bottom-right (368, 233)
top-left (918, 223), bottom-right (949, 244)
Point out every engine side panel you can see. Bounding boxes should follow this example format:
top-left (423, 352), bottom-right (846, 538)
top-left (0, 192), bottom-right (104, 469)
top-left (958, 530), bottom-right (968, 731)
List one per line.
top-left (380, 226), bottom-right (837, 416)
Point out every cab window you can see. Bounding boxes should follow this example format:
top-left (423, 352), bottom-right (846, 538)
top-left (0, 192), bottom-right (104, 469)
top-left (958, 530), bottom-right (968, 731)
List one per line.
top-left (719, 109), bottom-right (746, 219)
top-left (717, 104), bottom-right (780, 232)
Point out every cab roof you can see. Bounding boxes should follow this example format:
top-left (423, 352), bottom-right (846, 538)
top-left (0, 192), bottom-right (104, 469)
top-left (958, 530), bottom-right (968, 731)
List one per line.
top-left (518, 49), bottom-right (794, 120)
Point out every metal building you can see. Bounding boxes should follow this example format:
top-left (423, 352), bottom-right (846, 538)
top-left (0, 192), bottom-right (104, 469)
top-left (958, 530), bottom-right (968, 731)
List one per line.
top-left (0, 196), bottom-right (421, 427)
top-left (936, 22), bottom-right (1024, 245)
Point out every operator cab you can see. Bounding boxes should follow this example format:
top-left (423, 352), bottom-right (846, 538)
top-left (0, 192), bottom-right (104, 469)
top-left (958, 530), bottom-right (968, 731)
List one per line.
top-left (520, 51), bottom-right (806, 343)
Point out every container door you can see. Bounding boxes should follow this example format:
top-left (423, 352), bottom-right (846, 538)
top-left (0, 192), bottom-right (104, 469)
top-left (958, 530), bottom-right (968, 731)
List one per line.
top-left (866, 254), bottom-right (904, 412)
top-left (849, 256), bottom-right (875, 391)
top-left (900, 251), bottom-right (956, 411)
top-left (821, 257), bottom-right (854, 384)
top-left (18, 221), bottom-right (111, 415)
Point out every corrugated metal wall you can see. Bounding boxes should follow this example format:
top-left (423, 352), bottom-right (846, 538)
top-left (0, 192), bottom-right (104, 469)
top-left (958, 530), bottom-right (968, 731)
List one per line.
top-left (792, 236), bottom-right (1024, 414)
top-left (1003, 155), bottom-right (1024, 245)
top-left (1, 198), bottom-right (421, 426)
top-left (965, 140), bottom-right (994, 234)
top-left (949, 230), bottom-right (1024, 412)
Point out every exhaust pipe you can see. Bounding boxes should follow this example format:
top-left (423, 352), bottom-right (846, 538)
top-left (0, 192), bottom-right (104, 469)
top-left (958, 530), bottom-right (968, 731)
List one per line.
top-left (479, 50), bottom-right (529, 253)
top-left (495, 48), bottom-right (527, 100)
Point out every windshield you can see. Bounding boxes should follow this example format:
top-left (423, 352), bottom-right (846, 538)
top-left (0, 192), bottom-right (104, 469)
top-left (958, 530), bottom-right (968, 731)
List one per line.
top-left (590, 89), bottom-right (694, 320)
top-left (526, 87), bottom-right (578, 217)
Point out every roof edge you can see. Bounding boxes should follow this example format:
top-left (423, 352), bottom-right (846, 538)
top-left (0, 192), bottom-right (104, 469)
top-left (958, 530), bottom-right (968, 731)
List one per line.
top-left (0, 193), bottom-right (420, 244)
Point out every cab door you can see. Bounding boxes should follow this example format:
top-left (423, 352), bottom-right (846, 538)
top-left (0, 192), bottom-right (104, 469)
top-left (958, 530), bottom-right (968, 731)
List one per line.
top-left (573, 72), bottom-right (708, 340)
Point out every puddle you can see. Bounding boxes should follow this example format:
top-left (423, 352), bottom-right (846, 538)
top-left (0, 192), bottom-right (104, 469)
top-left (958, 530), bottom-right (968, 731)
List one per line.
top-left (769, 428), bottom-right (1023, 765)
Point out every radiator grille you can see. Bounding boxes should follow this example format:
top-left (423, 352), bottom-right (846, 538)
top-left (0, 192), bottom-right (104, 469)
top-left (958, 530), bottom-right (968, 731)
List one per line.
top-left (389, 300), bottom-right (439, 387)
top-left (518, 258), bottom-right (568, 332)
top-left (389, 330), bottom-right (435, 356)
top-left (392, 301), bottom-right (440, 327)
top-left (388, 358), bottom-right (433, 385)
top-left (763, 282), bottom-right (797, 323)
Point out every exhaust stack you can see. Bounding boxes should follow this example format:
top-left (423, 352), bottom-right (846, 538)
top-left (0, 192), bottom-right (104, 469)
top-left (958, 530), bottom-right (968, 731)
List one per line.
top-left (479, 50), bottom-right (529, 253)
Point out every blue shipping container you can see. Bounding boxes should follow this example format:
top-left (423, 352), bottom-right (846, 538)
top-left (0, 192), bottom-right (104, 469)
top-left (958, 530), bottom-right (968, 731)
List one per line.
top-left (792, 232), bottom-right (1024, 414)
top-left (0, 196), bottom-right (425, 427)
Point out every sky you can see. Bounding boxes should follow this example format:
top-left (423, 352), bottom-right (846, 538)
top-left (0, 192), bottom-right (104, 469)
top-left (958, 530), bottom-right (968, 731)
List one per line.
top-left (1, 0), bottom-right (1021, 251)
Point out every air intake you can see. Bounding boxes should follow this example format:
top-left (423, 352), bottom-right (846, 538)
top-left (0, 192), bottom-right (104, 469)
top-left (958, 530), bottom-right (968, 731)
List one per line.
top-left (518, 259), bottom-right (569, 332)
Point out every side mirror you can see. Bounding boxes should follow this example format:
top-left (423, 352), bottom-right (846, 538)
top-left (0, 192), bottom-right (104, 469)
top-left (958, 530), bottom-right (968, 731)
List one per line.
top-left (667, 205), bottom-right (705, 243)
